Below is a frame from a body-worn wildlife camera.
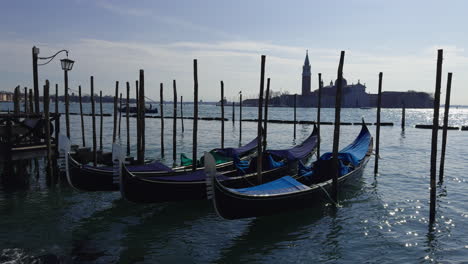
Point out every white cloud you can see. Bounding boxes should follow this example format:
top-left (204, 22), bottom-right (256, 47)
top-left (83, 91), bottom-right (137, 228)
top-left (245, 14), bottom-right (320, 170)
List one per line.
top-left (1, 38), bottom-right (468, 104)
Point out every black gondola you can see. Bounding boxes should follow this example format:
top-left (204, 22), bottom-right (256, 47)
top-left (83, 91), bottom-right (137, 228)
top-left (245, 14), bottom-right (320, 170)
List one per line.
top-left (120, 104), bottom-right (158, 114)
top-left (207, 122), bottom-right (372, 220)
top-left (65, 137), bottom-right (259, 192)
top-left (119, 126), bottom-right (318, 203)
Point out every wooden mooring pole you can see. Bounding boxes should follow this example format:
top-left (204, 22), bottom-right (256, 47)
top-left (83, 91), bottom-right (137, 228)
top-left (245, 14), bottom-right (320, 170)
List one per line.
top-left (263, 78), bottom-right (270, 152)
top-left (99, 91), bottom-right (103, 151)
top-left (293, 93), bottom-right (297, 139)
top-left (126, 82), bottom-right (130, 156)
top-left (29, 89), bottom-right (34, 114)
top-left (317, 73), bottom-right (322, 160)
top-left (139, 71), bottom-right (146, 164)
top-left (430, 49), bottom-right (443, 225)
top-left (331, 51), bottom-right (345, 203)
top-left (24, 87), bottom-right (28, 113)
top-left (44, 81), bottom-right (52, 181)
top-left (118, 93), bottom-right (122, 138)
top-left (221, 81), bottom-right (225, 149)
top-left (439, 72), bottom-right (452, 183)
top-left (239, 91), bottom-right (243, 144)
top-left (136, 80), bottom-right (140, 161)
top-left (374, 72), bottom-right (383, 175)
top-left (64, 71), bottom-right (70, 139)
top-left (192, 60), bottom-right (199, 171)
top-left (160, 83), bottom-right (165, 157)
top-left (13, 86), bottom-right (20, 116)
top-left (79, 85), bottom-right (86, 147)
top-left (173, 80), bottom-right (177, 166)
top-left (112, 81), bottom-right (119, 143)
top-left (180, 96), bottom-right (184, 133)
top-left (91, 77), bottom-right (97, 166)
top-left (257, 55), bottom-right (266, 184)
top-left (55, 85), bottom-right (59, 154)
top-left (401, 101), bottom-right (406, 130)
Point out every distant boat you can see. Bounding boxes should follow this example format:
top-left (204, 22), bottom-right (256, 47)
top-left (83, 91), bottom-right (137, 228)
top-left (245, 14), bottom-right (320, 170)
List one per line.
top-left (360, 107), bottom-right (372, 110)
top-left (120, 104), bottom-right (158, 114)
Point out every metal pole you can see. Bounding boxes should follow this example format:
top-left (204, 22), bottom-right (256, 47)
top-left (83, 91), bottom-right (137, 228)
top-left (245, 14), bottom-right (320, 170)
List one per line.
top-left (64, 70), bottom-right (70, 138)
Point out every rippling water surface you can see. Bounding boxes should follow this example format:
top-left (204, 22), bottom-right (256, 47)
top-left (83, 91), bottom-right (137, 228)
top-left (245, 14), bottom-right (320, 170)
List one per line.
top-left (0, 102), bottom-right (467, 263)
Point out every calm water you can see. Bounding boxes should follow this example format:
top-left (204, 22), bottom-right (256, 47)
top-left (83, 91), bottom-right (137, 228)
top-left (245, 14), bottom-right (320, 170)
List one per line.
top-left (0, 102), bottom-right (467, 263)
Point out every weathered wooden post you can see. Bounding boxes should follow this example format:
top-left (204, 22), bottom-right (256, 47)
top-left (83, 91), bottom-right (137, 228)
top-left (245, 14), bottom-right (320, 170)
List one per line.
top-left (24, 87), bottom-right (28, 113)
top-left (118, 93), bottom-right (122, 138)
top-left (317, 73), bottom-right (322, 160)
top-left (257, 55), bottom-right (266, 184)
top-left (221, 81), bottom-right (225, 149)
top-left (160, 83), bottom-right (165, 157)
top-left (232, 101), bottom-right (235, 124)
top-left (64, 75), bottom-right (70, 139)
top-left (331, 51), bottom-right (345, 203)
top-left (91, 77), bottom-right (97, 166)
top-left (44, 80), bottom-right (52, 181)
top-left (439, 72), bottom-right (452, 183)
top-left (180, 96), bottom-right (184, 132)
top-left (173, 80), bottom-right (177, 166)
top-left (55, 85), bottom-right (59, 153)
top-left (430, 49), bottom-right (443, 225)
top-left (99, 91), bottom-right (103, 151)
top-left (374, 72), bottom-right (383, 175)
top-left (136, 80), bottom-right (140, 161)
top-left (263, 78), bottom-right (270, 152)
top-left (13, 86), bottom-right (20, 116)
top-left (79, 85), bottom-right (86, 147)
top-left (293, 93), bottom-right (297, 139)
top-left (32, 46), bottom-right (40, 113)
top-left (126, 82), bottom-right (130, 156)
top-left (113, 81), bottom-right (119, 143)
top-left (401, 101), bottom-right (406, 130)
top-left (239, 91), bottom-right (243, 144)
top-left (29, 89), bottom-right (34, 114)
top-left (192, 60), bottom-right (199, 171)
top-left (139, 70), bottom-right (146, 164)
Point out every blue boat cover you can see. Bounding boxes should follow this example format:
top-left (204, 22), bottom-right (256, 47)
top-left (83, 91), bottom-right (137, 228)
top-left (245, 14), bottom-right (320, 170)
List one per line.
top-left (319, 124), bottom-right (371, 166)
top-left (214, 136), bottom-right (258, 158)
top-left (228, 176), bottom-right (310, 195)
top-left (267, 128), bottom-right (318, 161)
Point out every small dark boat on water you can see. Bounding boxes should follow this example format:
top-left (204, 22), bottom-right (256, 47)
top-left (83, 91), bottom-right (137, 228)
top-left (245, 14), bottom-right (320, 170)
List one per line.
top-left (120, 126), bottom-right (318, 203)
top-left (207, 122), bottom-right (372, 220)
top-left (120, 104), bottom-right (158, 114)
top-left (65, 137), bottom-right (259, 192)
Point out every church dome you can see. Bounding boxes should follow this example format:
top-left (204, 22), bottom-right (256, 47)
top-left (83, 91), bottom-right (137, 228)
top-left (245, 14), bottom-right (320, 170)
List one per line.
top-left (334, 77), bottom-right (348, 87)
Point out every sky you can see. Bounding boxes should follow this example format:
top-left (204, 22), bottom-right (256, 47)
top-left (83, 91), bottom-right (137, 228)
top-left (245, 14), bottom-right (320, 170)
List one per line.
top-left (1, 0), bottom-right (467, 104)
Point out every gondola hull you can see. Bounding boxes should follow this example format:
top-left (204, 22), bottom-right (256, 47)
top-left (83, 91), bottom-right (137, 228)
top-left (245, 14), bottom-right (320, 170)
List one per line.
top-left (66, 153), bottom-right (246, 192)
top-left (120, 165), bottom-right (290, 203)
top-left (212, 154), bottom-right (370, 220)
top-left (210, 123), bottom-right (372, 220)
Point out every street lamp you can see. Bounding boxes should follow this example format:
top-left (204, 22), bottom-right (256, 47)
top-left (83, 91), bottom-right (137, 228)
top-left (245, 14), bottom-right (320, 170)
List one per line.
top-left (32, 46), bottom-right (74, 138)
top-left (32, 46), bottom-right (74, 114)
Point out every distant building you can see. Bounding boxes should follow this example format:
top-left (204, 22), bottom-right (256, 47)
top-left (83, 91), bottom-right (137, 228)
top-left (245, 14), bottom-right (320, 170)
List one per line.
top-left (0, 91), bottom-right (13, 102)
top-left (261, 52), bottom-right (434, 108)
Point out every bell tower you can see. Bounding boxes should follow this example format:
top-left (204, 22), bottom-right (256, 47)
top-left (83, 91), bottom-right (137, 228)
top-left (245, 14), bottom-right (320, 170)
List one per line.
top-left (302, 50), bottom-right (311, 96)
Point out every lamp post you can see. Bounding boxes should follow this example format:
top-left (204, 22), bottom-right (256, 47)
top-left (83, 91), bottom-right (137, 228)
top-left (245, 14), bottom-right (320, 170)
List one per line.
top-left (61, 58), bottom-right (74, 138)
top-left (32, 46), bottom-right (74, 115)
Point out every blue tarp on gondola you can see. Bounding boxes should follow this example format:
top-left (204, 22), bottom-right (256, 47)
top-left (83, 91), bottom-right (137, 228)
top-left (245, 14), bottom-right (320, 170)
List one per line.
top-left (84, 161), bottom-right (173, 172)
top-left (266, 127), bottom-right (318, 161)
top-left (214, 136), bottom-right (258, 158)
top-left (319, 124), bottom-right (371, 166)
top-left (228, 176), bottom-right (310, 195)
